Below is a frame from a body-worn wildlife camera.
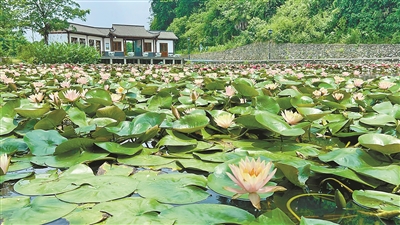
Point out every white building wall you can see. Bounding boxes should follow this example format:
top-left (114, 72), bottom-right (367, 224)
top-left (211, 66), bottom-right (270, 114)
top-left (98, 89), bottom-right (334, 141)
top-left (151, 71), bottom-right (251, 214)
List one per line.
top-left (48, 33), bottom-right (68, 44)
top-left (157, 40), bottom-right (174, 53)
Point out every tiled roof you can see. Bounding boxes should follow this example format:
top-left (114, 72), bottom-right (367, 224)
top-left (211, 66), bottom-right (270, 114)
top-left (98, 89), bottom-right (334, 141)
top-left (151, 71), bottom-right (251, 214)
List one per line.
top-left (51, 23), bottom-right (178, 40)
top-left (152, 31), bottom-right (179, 40)
top-left (111, 24), bottom-right (158, 38)
top-left (66, 23), bottom-right (109, 37)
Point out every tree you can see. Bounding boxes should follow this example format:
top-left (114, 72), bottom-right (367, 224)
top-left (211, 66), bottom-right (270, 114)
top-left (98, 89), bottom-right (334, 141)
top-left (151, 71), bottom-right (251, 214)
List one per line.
top-left (17, 0), bottom-right (90, 44)
top-left (0, 0), bottom-right (27, 56)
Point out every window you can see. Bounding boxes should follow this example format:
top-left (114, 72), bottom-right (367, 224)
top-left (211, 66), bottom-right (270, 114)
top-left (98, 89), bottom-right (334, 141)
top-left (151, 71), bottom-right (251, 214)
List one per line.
top-left (79, 38), bottom-right (86, 45)
top-left (144, 42), bottom-right (152, 52)
top-left (160, 43), bottom-right (168, 52)
top-left (96, 40), bottom-right (101, 52)
top-left (71, 37), bottom-right (78, 44)
top-left (89, 39), bottom-right (94, 47)
top-left (113, 41), bottom-right (122, 51)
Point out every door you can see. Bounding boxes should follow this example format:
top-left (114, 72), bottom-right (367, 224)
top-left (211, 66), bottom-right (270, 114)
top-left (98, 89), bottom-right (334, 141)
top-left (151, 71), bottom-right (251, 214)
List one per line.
top-left (160, 43), bottom-right (168, 57)
top-left (134, 40), bottom-right (142, 56)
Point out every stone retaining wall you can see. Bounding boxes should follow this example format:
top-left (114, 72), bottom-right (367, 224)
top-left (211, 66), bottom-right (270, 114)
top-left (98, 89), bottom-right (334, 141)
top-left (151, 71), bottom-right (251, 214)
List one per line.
top-left (189, 43), bottom-right (400, 61)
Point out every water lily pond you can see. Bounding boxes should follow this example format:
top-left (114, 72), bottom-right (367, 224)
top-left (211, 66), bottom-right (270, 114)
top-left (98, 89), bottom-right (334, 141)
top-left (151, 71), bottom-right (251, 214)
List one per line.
top-left (1, 62), bottom-right (399, 225)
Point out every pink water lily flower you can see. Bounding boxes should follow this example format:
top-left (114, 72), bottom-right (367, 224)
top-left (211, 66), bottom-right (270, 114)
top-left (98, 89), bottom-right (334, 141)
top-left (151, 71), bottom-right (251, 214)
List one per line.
top-left (63, 89), bottom-right (80, 102)
top-left (224, 157), bottom-right (287, 210)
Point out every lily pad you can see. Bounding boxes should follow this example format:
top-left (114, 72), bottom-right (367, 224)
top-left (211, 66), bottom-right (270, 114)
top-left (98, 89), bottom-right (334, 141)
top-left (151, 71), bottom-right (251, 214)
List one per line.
top-left (172, 114), bottom-right (210, 133)
top-left (0, 196), bottom-right (77, 225)
top-left (95, 142), bottom-right (142, 156)
top-left (24, 129), bottom-right (68, 156)
top-left (358, 133), bottom-right (400, 154)
top-left (56, 175), bottom-right (138, 203)
top-left (85, 88), bottom-right (112, 106)
top-left (92, 197), bottom-right (174, 225)
top-left (160, 204), bottom-right (255, 225)
top-left (352, 190), bottom-right (400, 211)
top-left (136, 173), bottom-right (209, 204)
top-left (255, 111), bottom-right (305, 136)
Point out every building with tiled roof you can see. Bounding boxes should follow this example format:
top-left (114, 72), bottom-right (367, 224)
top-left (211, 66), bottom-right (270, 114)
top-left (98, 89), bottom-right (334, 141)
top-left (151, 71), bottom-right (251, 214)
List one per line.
top-left (49, 22), bottom-right (179, 57)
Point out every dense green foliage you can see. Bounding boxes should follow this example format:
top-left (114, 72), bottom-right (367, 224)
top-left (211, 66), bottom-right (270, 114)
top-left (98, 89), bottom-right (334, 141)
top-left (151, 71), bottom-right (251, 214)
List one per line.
top-left (150, 0), bottom-right (400, 51)
top-left (19, 42), bottom-right (100, 64)
top-left (16, 0), bottom-right (90, 45)
top-left (0, 1), bottom-right (27, 57)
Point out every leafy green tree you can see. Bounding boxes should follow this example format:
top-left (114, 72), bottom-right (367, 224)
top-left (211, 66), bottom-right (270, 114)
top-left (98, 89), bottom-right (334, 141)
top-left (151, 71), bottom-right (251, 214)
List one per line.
top-left (150, 0), bottom-right (177, 30)
top-left (0, 0), bottom-right (27, 56)
top-left (17, 0), bottom-right (90, 45)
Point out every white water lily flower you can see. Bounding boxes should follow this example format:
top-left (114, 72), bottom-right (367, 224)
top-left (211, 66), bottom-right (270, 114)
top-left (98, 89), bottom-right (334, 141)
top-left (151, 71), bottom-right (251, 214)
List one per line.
top-left (0, 153), bottom-right (11, 175)
top-left (281, 110), bottom-right (303, 125)
top-left (214, 113), bottom-right (235, 128)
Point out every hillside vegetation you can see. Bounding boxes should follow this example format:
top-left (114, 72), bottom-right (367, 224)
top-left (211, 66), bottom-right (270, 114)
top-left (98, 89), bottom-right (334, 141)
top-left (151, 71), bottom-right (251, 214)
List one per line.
top-left (150, 0), bottom-right (400, 52)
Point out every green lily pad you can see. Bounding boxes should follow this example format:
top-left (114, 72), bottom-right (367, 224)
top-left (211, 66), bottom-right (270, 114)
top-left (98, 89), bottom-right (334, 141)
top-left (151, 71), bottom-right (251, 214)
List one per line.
top-left (160, 204), bottom-right (255, 225)
top-left (85, 88), bottom-right (112, 106)
top-left (297, 107), bottom-right (331, 121)
top-left (291, 95), bottom-right (315, 107)
top-left (0, 196), bottom-right (77, 225)
top-left (233, 81), bottom-right (259, 97)
top-left (255, 111), bottom-right (305, 136)
top-left (300, 217), bottom-right (339, 225)
top-left (358, 133), bottom-right (400, 154)
top-left (254, 95), bottom-right (280, 114)
top-left (54, 138), bottom-right (95, 155)
top-left (352, 190), bottom-right (400, 211)
top-left (34, 109), bottom-right (66, 130)
top-left (136, 173), bottom-right (209, 204)
top-left (318, 148), bottom-right (383, 168)
top-left (24, 129), bottom-right (68, 156)
top-left (96, 105), bottom-right (126, 122)
top-left (0, 138), bottom-right (28, 154)
top-left (31, 149), bottom-right (109, 168)
top-left (173, 114), bottom-right (210, 133)
top-left (14, 164), bottom-right (94, 195)
top-left (0, 172), bottom-right (33, 184)
top-left (14, 103), bottom-right (51, 118)
top-left (95, 141), bottom-right (142, 155)
top-left (310, 165), bottom-right (381, 188)
top-left (118, 154), bottom-right (176, 167)
top-left (56, 175), bottom-right (138, 203)
top-left (63, 204), bottom-right (104, 225)
top-left (351, 164), bottom-right (400, 186)
top-left (249, 208), bottom-right (295, 225)
top-left (275, 160), bottom-right (311, 188)
top-left (66, 107), bottom-right (89, 127)
top-left (92, 197), bottom-right (174, 225)
top-left (0, 117), bottom-right (18, 136)
top-left (360, 114), bottom-right (396, 126)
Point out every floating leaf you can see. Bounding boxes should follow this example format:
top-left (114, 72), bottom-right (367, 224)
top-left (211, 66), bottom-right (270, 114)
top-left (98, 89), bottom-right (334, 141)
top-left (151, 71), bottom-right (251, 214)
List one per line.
top-left (255, 111), bottom-right (304, 136)
top-left (95, 142), bottom-right (142, 155)
top-left (92, 197), bottom-right (173, 225)
top-left (172, 114), bottom-right (210, 133)
top-left (0, 196), bottom-right (77, 225)
top-left (352, 190), bottom-right (400, 211)
top-left (85, 88), bottom-right (112, 106)
top-left (96, 105), bottom-right (126, 122)
top-left (351, 165), bottom-right (400, 186)
top-left (160, 204), bottom-right (255, 225)
top-left (358, 133), bottom-right (400, 154)
top-left (249, 208), bottom-right (295, 225)
top-left (34, 109), bottom-right (66, 130)
top-left (275, 160), bottom-right (311, 188)
top-left (54, 138), bottom-right (95, 155)
top-left (56, 175), bottom-right (138, 203)
top-left (136, 173), bottom-right (209, 204)
top-left (24, 129), bottom-right (68, 156)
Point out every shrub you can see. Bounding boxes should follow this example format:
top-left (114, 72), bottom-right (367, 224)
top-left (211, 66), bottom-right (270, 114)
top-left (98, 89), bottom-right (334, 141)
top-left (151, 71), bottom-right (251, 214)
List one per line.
top-left (19, 42), bottom-right (100, 64)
